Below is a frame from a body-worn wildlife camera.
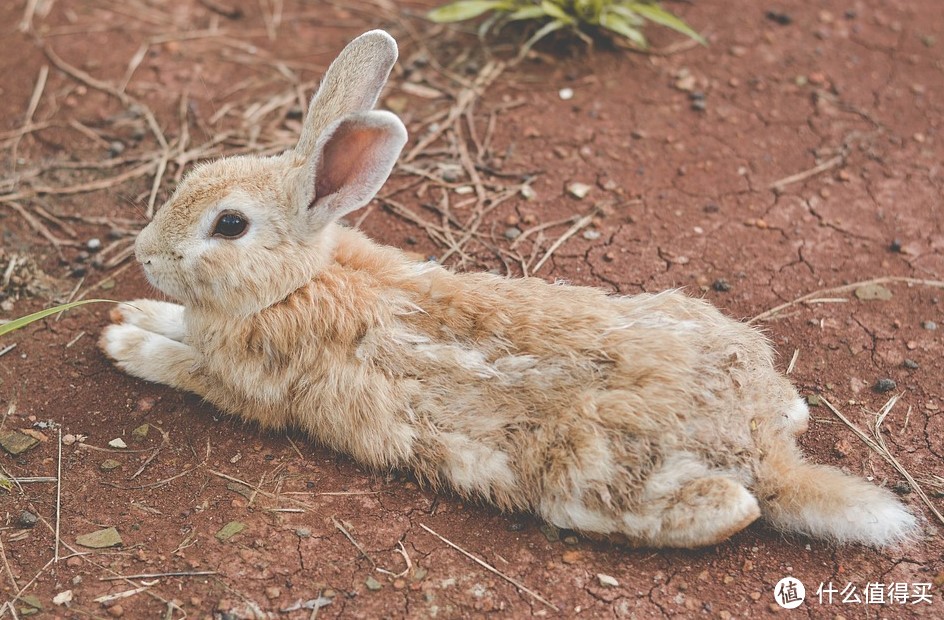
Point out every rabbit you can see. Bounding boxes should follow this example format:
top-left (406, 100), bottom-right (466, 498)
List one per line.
top-left (101, 30), bottom-right (917, 549)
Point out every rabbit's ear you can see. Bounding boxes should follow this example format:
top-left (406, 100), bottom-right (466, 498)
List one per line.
top-left (294, 30), bottom-right (398, 164)
top-left (292, 110), bottom-right (407, 229)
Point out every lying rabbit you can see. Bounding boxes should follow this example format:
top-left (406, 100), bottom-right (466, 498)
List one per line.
top-left (101, 30), bottom-right (916, 548)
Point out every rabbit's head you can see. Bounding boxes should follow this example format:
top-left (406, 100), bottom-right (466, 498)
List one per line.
top-left (135, 30), bottom-right (407, 315)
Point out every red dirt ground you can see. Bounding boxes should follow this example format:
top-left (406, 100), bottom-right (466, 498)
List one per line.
top-left (1, 0), bottom-right (942, 618)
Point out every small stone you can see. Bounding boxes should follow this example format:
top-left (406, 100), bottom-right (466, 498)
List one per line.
top-left (16, 510), bottom-right (38, 529)
top-left (62, 434), bottom-right (77, 445)
top-left (520, 185), bottom-right (536, 200)
top-left (743, 560), bottom-right (754, 572)
top-left (722, 574), bottom-right (735, 584)
top-left (889, 239), bottom-right (903, 253)
top-left (100, 459), bottom-right (121, 471)
top-left (106, 604), bottom-right (124, 617)
top-left (18, 595), bottom-right (42, 614)
top-left (806, 394), bottom-right (822, 407)
top-left (76, 527), bottom-right (123, 549)
top-left (675, 74), bottom-right (696, 92)
top-left (582, 229), bottom-right (601, 241)
top-left (87, 238), bottom-right (102, 251)
top-left (52, 590), bottom-right (73, 606)
top-left (215, 521), bottom-right (246, 542)
top-left (750, 591), bottom-right (762, 601)
top-left (108, 438), bottom-right (127, 449)
top-left (125, 427), bottom-right (148, 445)
top-left (902, 359), bottom-right (919, 370)
top-left (833, 438), bottom-right (854, 458)
top-left (504, 214), bottom-right (520, 227)
top-left (558, 87), bottom-right (574, 101)
top-left (539, 523), bottom-right (560, 542)
top-left (562, 536), bottom-right (579, 545)
top-left (873, 378), bottom-right (897, 393)
top-left (603, 251), bottom-right (615, 262)
top-left (921, 321), bottom-right (937, 330)
top-left (893, 481), bottom-right (912, 495)
top-left (0, 430), bottom-right (40, 455)
top-left (365, 576), bottom-right (383, 591)
top-left (854, 284), bottom-right (893, 301)
top-left (295, 527), bottom-right (312, 538)
top-left (108, 141), bottom-right (125, 157)
top-left (561, 550), bottom-right (581, 564)
top-left (265, 586), bottom-right (281, 600)
top-left (703, 203), bottom-right (719, 213)
top-left (566, 182), bottom-right (592, 199)
top-left (135, 396), bottom-right (156, 412)
top-left (906, 340), bottom-right (918, 350)
top-left (597, 573), bottom-right (619, 587)
top-left (711, 279), bottom-right (731, 292)
top-left (66, 556), bottom-right (82, 567)
top-left (691, 99), bottom-right (706, 112)
top-left (765, 11), bottom-right (792, 25)
top-left (503, 227), bottom-right (521, 240)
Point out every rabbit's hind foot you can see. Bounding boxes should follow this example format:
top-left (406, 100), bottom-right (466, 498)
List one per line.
top-left (641, 476), bottom-right (761, 548)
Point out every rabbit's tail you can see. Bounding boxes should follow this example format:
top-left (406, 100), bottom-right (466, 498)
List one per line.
top-left (755, 443), bottom-right (918, 547)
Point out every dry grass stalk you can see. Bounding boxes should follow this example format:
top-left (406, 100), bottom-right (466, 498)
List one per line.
top-left (821, 395), bottom-right (944, 528)
top-left (420, 523), bottom-right (559, 611)
top-left (752, 276), bottom-right (944, 322)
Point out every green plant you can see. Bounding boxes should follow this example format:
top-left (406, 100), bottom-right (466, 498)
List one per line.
top-left (0, 299), bottom-right (119, 337)
top-left (428, 0), bottom-right (705, 51)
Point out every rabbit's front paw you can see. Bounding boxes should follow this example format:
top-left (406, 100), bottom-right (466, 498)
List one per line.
top-left (100, 323), bottom-right (201, 392)
top-left (110, 299), bottom-right (186, 341)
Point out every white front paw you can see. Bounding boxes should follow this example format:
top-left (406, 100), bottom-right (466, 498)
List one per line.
top-left (100, 323), bottom-right (155, 379)
top-left (110, 299), bottom-right (186, 341)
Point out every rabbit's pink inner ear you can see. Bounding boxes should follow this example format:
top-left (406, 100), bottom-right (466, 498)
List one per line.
top-left (313, 122), bottom-right (382, 203)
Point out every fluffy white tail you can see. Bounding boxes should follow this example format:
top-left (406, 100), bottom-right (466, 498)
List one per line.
top-left (756, 444), bottom-right (918, 546)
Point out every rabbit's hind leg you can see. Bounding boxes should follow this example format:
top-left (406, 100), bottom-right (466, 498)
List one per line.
top-left (636, 475), bottom-right (761, 548)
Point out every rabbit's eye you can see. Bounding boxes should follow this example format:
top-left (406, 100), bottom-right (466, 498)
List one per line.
top-left (212, 212), bottom-right (248, 238)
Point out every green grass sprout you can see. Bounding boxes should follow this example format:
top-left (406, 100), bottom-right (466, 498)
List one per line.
top-left (0, 299), bottom-right (122, 337)
top-left (428, 0), bottom-right (705, 52)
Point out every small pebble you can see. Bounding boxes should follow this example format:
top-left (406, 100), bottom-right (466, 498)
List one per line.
top-left (87, 238), bottom-right (102, 252)
top-left (566, 182), bottom-right (592, 199)
top-left (62, 434), bottom-right (77, 445)
top-left (505, 214), bottom-right (520, 227)
top-left (582, 229), bottom-right (601, 241)
top-left (893, 481), bottom-right (912, 495)
top-left (100, 459), bottom-right (121, 471)
top-left (17, 510), bottom-right (38, 529)
top-left (108, 141), bottom-right (125, 157)
top-left (106, 604), bottom-right (124, 618)
top-left (765, 11), bottom-right (792, 25)
top-left (365, 576), bottom-right (383, 591)
top-left (691, 99), bottom-right (707, 112)
top-left (712, 279), bottom-right (731, 292)
top-left (295, 527), bottom-right (311, 538)
top-left (902, 359), bottom-right (919, 370)
top-left (873, 378), bottom-right (897, 393)
top-left (922, 320), bottom-right (937, 330)
top-left (603, 251), bottom-right (615, 262)
top-left (558, 87), bottom-right (574, 101)
top-left (889, 239), bottom-right (903, 253)
top-left (265, 586), bottom-right (281, 600)
top-left (504, 227), bottom-right (521, 240)
top-left (597, 573), bottom-right (619, 587)
top-left (108, 438), bottom-right (127, 449)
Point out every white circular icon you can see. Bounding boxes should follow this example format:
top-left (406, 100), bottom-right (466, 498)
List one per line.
top-left (774, 576), bottom-right (806, 609)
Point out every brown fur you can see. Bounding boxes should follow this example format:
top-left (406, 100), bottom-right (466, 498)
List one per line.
top-left (100, 30), bottom-right (917, 549)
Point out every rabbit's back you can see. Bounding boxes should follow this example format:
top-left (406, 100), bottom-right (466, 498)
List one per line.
top-left (212, 229), bottom-right (794, 516)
